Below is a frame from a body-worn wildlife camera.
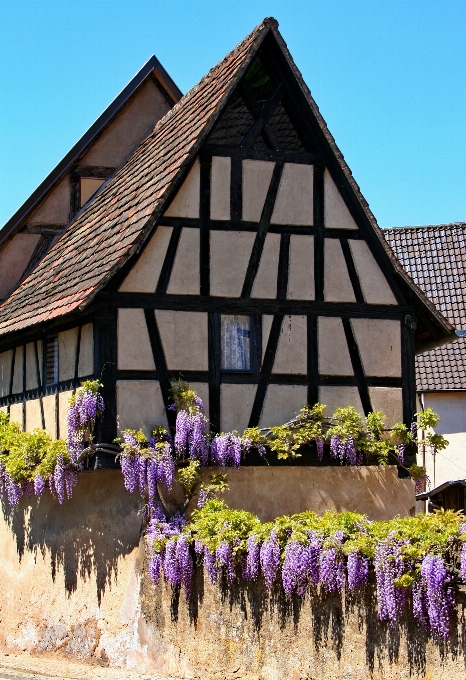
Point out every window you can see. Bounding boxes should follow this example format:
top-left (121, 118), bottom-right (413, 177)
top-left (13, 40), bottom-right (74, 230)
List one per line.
top-left (221, 315), bottom-right (251, 371)
top-left (45, 336), bottom-right (58, 384)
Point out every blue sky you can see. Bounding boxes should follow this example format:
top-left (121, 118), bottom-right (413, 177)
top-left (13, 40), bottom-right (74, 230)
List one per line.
top-left (1, 0), bottom-right (465, 229)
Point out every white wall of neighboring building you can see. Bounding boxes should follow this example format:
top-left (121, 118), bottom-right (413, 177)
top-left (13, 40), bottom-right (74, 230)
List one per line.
top-left (419, 391), bottom-right (466, 488)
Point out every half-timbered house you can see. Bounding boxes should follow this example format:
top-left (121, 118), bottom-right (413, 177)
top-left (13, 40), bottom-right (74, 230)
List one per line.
top-left (0, 18), bottom-right (455, 482)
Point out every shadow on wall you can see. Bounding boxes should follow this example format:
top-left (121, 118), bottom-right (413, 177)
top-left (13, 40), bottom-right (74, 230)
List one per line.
top-left (140, 562), bottom-right (466, 679)
top-left (1, 470), bottom-right (142, 603)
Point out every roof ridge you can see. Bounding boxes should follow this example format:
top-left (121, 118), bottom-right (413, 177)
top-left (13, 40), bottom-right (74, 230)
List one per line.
top-left (384, 222), bottom-right (466, 233)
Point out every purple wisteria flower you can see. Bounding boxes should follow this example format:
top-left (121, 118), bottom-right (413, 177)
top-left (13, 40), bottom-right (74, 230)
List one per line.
top-left (320, 548), bottom-right (345, 593)
top-left (216, 540), bottom-right (236, 584)
top-left (33, 474), bottom-right (46, 497)
top-left (374, 537), bottom-right (407, 624)
top-left (420, 554), bottom-right (454, 639)
top-left (211, 433), bottom-right (242, 468)
top-left (243, 534), bottom-right (260, 581)
top-left (316, 438), bottom-right (324, 462)
top-left (347, 552), bottom-right (369, 591)
top-left (282, 541), bottom-right (310, 596)
top-left (260, 531), bottom-right (281, 592)
top-left (330, 436), bottom-right (362, 466)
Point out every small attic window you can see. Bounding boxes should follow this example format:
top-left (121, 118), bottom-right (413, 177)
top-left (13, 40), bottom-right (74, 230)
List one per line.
top-left (244, 56), bottom-right (276, 103)
top-left (80, 177), bottom-right (106, 207)
top-left (44, 336), bottom-right (58, 385)
top-left (221, 315), bottom-right (251, 371)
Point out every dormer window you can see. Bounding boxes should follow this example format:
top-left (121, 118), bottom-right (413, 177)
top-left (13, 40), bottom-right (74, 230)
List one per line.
top-left (80, 177), bottom-right (106, 207)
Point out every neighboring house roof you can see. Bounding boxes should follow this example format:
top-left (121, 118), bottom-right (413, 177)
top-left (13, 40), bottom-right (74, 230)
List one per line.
top-left (0, 18), bottom-right (454, 346)
top-left (0, 55), bottom-right (182, 248)
top-left (385, 223), bottom-right (466, 390)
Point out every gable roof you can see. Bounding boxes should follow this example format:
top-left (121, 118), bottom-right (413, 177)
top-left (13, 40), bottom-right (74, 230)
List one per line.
top-left (0, 18), bottom-right (455, 346)
top-left (385, 223), bottom-right (466, 390)
top-left (0, 55), bottom-right (182, 248)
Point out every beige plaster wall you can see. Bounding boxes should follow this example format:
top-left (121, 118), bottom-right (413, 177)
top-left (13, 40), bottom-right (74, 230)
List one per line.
top-left (324, 169), bottom-right (358, 230)
top-left (262, 314), bottom-right (274, 359)
top-left (0, 350), bottom-right (13, 399)
top-left (271, 163), bottom-right (313, 225)
top-left (318, 316), bottom-right (353, 376)
top-left (167, 228), bottom-right (200, 295)
top-left (251, 233), bottom-right (280, 299)
top-left (43, 394), bottom-right (57, 438)
top-left (119, 226), bottom-right (173, 293)
top-left (219, 465), bottom-right (415, 521)
top-left (25, 399), bottom-right (42, 432)
top-left (9, 402), bottom-right (23, 428)
top-left (154, 310), bottom-right (208, 371)
top-left (117, 380), bottom-right (168, 435)
top-left (210, 231), bottom-right (255, 297)
top-left (349, 240), bottom-right (397, 305)
top-left (242, 159), bottom-right (275, 222)
top-left (81, 79), bottom-right (172, 167)
top-left (319, 386), bottom-right (364, 417)
top-left (78, 323), bottom-right (94, 377)
top-left (0, 234), bottom-right (41, 299)
top-left (80, 177), bottom-right (105, 207)
top-left (58, 390), bottom-right (73, 439)
top-left (25, 341), bottom-right (42, 391)
top-left (28, 177), bottom-right (70, 225)
top-left (12, 346), bottom-right (24, 394)
top-left (324, 238), bottom-right (356, 302)
top-left (210, 156), bottom-right (230, 220)
top-left (220, 384), bottom-right (257, 433)
top-left (117, 308), bottom-right (155, 371)
top-left (369, 387), bottom-right (403, 427)
top-left (351, 318), bottom-right (401, 377)
top-left (58, 328), bottom-right (79, 382)
top-left (421, 392), bottom-right (466, 488)
top-left (272, 314), bottom-right (307, 374)
top-left (164, 158), bottom-right (200, 218)
top-left (259, 384), bottom-right (307, 427)
top-left (287, 234), bottom-right (314, 300)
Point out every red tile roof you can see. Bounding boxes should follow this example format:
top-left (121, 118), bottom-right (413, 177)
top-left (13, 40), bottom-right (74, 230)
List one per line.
top-left (385, 224), bottom-right (466, 390)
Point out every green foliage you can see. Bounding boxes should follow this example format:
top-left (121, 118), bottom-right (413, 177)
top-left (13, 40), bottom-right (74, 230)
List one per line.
top-left (189, 499), bottom-right (262, 554)
top-left (0, 412), bottom-right (68, 484)
top-left (68, 379), bottom-right (103, 409)
top-left (198, 473), bottom-right (230, 500)
top-left (169, 379), bottom-right (202, 413)
top-left (264, 404), bottom-right (325, 459)
top-left (177, 460), bottom-right (201, 493)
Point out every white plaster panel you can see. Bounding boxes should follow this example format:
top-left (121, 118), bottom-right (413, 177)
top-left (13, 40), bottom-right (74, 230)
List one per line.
top-left (271, 164), bottom-right (313, 225)
top-left (262, 315), bottom-right (274, 360)
top-left (119, 226), bottom-right (173, 292)
top-left (0, 234), bottom-right (41, 299)
top-left (349, 240), bottom-right (398, 305)
top-left (242, 159), bottom-right (275, 222)
top-left (351, 318), bottom-right (401, 377)
top-left (59, 390), bottom-right (73, 439)
top-left (43, 394), bottom-right (57, 439)
top-left (155, 310), bottom-right (208, 370)
top-left (117, 380), bottom-right (168, 436)
top-left (210, 156), bottom-right (231, 220)
top-left (259, 385), bottom-right (307, 427)
top-left (164, 158), bottom-right (200, 218)
top-left (0, 406), bottom-right (6, 414)
top-left (9, 403), bottom-right (23, 428)
top-left (58, 328), bottom-right (78, 382)
top-left (273, 315), bottom-right (307, 374)
top-left (28, 176), bottom-right (70, 225)
top-left (318, 317), bottom-right (353, 376)
top-left (368, 387), bottom-right (403, 427)
top-left (189, 383), bottom-right (210, 421)
top-left (12, 346), bottom-right (24, 394)
top-left (319, 386), bottom-right (364, 418)
top-left (251, 233), bottom-right (280, 299)
top-left (221, 384), bottom-right (257, 433)
top-left (288, 235), bottom-right (315, 300)
top-left (210, 231), bottom-right (255, 297)
top-left (324, 239), bottom-right (356, 302)
top-left (117, 309), bottom-right (155, 371)
top-left (81, 79), bottom-right (172, 167)
top-left (167, 228), bottom-right (200, 295)
top-left (0, 350), bottom-right (13, 399)
top-left (26, 343), bottom-right (39, 391)
top-left (324, 169), bottom-right (358, 230)
top-left (78, 324), bottom-right (94, 377)
top-left (25, 399), bottom-right (42, 432)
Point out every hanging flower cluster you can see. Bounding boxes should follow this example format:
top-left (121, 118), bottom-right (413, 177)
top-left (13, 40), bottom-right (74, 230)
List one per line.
top-left (0, 380), bottom-right (105, 507)
top-left (67, 380), bottom-right (105, 463)
top-left (147, 501), bottom-right (465, 640)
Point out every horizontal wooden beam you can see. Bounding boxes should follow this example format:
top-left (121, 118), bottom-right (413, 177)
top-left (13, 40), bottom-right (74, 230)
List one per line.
top-left (203, 143), bottom-right (320, 164)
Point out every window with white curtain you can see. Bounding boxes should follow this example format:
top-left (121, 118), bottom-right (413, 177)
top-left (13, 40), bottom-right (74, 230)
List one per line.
top-left (221, 315), bottom-right (251, 370)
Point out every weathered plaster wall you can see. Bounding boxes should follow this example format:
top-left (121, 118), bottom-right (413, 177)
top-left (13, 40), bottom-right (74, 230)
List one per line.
top-left (0, 469), bottom-right (461, 679)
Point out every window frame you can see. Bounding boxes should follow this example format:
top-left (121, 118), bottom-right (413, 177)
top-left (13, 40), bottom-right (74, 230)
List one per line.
top-left (219, 314), bottom-right (261, 374)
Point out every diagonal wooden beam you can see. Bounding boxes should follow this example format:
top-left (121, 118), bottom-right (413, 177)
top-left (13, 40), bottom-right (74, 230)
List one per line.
top-left (240, 82), bottom-right (283, 151)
